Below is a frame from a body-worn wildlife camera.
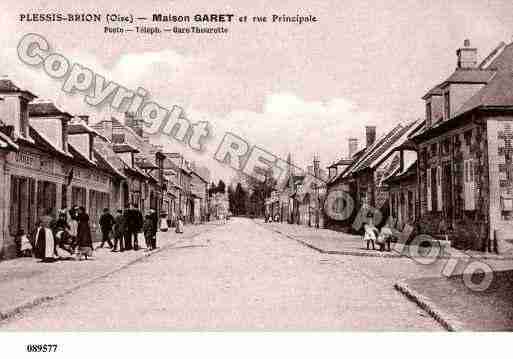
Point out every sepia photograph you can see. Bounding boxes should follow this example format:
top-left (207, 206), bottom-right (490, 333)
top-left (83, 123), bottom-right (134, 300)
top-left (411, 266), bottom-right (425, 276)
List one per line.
top-left (0, 0), bottom-right (512, 356)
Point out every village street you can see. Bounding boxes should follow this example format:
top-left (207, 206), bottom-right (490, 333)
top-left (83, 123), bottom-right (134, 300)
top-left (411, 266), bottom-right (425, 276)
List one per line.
top-left (2, 218), bottom-right (441, 330)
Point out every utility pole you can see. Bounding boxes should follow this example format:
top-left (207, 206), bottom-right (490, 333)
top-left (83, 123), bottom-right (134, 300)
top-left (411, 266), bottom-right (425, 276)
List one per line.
top-left (155, 151), bottom-right (165, 224)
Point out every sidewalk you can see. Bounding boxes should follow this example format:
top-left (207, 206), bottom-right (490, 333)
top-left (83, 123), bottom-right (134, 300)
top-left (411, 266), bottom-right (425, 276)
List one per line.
top-left (257, 219), bottom-right (513, 260)
top-left (395, 270), bottom-right (513, 331)
top-left (257, 219), bottom-right (402, 258)
top-left (0, 223), bottom-right (215, 324)
top-left (257, 219), bottom-right (513, 330)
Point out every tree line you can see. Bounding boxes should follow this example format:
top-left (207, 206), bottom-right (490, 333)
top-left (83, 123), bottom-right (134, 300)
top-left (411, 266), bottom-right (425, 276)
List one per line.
top-left (227, 168), bottom-right (277, 217)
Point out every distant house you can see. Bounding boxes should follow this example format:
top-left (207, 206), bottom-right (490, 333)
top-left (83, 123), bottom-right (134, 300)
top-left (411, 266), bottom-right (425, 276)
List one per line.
top-left (0, 79), bottom-right (119, 258)
top-left (326, 123), bottom-right (421, 230)
top-left (382, 125), bottom-right (423, 229)
top-left (190, 170), bottom-right (209, 223)
top-left (411, 39), bottom-right (513, 251)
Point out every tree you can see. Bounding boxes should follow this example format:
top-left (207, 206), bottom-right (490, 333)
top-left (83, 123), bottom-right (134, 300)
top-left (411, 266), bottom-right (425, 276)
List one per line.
top-left (217, 180), bottom-right (226, 193)
top-left (208, 181), bottom-right (217, 196)
top-left (231, 182), bottom-right (248, 216)
top-left (227, 184), bottom-right (235, 213)
top-left (245, 167), bottom-right (277, 217)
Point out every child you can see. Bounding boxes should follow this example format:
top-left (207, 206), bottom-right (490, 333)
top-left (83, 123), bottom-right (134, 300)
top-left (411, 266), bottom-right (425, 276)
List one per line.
top-left (19, 230), bottom-right (33, 257)
top-left (175, 214), bottom-right (184, 234)
top-left (363, 223), bottom-right (378, 250)
top-left (376, 224), bottom-right (393, 252)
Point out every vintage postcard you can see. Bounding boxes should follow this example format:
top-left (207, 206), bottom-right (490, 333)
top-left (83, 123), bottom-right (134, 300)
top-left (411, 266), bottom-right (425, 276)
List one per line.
top-left (0, 0), bottom-right (512, 356)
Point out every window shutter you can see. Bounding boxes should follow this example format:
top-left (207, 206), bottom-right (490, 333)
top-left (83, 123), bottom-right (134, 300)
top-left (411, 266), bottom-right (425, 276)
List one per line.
top-left (437, 166), bottom-right (443, 211)
top-left (464, 159), bottom-right (476, 210)
top-left (426, 168), bottom-right (432, 211)
top-left (471, 160), bottom-right (476, 209)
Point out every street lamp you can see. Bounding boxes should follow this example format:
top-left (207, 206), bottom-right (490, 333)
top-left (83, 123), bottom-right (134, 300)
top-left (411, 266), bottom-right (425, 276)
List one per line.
top-left (311, 182), bottom-right (321, 228)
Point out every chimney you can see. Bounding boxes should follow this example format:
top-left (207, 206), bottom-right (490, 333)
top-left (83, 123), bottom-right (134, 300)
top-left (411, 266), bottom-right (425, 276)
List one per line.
top-left (348, 138), bottom-right (358, 158)
top-left (365, 126), bottom-right (376, 148)
top-left (78, 115), bottom-right (89, 124)
top-left (125, 111), bottom-right (143, 137)
top-left (457, 39), bottom-right (477, 69)
top-left (313, 154), bottom-right (320, 178)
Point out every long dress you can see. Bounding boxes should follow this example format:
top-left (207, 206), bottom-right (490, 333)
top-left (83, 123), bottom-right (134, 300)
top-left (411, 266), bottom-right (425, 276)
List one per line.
top-left (175, 218), bottom-right (184, 233)
top-left (76, 213), bottom-right (93, 257)
top-left (34, 226), bottom-right (56, 261)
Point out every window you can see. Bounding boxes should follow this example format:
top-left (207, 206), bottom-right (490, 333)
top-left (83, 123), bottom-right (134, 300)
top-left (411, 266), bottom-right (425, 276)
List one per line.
top-left (426, 168), bottom-right (432, 211)
top-left (61, 184), bottom-right (67, 209)
top-left (437, 166), bottom-right (442, 211)
top-left (443, 139), bottom-right (450, 155)
top-left (408, 191), bottom-right (414, 220)
top-left (426, 102), bottom-right (432, 127)
top-left (454, 135), bottom-right (461, 150)
top-left (62, 121), bottom-right (67, 152)
top-left (420, 148), bottom-right (428, 167)
top-left (71, 186), bottom-right (87, 208)
top-left (19, 99), bottom-right (28, 138)
top-left (464, 159), bottom-right (476, 210)
top-left (37, 181), bottom-right (57, 219)
top-left (430, 143), bottom-right (438, 157)
top-left (9, 176), bottom-right (36, 236)
top-left (444, 92), bottom-right (450, 120)
top-left (431, 167), bottom-right (438, 212)
top-left (464, 130), bottom-right (472, 147)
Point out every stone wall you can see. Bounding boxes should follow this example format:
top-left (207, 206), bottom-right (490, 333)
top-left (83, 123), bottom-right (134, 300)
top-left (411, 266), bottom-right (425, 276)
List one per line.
top-left (486, 116), bottom-right (513, 251)
top-left (417, 118), bottom-right (489, 250)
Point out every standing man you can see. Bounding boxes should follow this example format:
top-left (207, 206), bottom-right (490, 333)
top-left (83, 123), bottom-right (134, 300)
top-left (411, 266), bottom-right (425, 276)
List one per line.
top-left (125, 203), bottom-right (144, 250)
top-left (112, 209), bottom-right (125, 252)
top-left (143, 209), bottom-right (158, 250)
top-left (123, 206), bottom-right (133, 251)
top-left (98, 208), bottom-right (114, 249)
top-left (133, 205), bottom-right (144, 250)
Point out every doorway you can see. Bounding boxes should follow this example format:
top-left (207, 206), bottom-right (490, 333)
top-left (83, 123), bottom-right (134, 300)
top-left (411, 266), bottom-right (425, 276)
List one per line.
top-left (442, 162), bottom-right (453, 226)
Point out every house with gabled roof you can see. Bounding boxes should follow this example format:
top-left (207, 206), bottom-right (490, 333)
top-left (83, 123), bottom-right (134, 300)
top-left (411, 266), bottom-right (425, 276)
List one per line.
top-left (0, 78), bottom-right (122, 258)
top-left (411, 39), bottom-right (513, 252)
top-left (382, 122), bottom-right (425, 229)
top-left (326, 122), bottom-right (422, 230)
top-left (92, 114), bottom-right (164, 213)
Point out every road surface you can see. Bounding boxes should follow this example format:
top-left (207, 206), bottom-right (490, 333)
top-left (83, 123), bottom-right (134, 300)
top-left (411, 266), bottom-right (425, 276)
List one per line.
top-left (2, 218), bottom-right (440, 330)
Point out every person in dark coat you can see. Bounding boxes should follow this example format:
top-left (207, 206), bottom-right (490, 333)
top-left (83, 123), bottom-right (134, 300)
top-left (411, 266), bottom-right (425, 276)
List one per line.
top-left (143, 210), bottom-right (158, 250)
top-left (98, 208), bottom-right (114, 249)
top-left (124, 204), bottom-right (143, 250)
top-left (53, 209), bottom-right (74, 257)
top-left (112, 209), bottom-right (125, 252)
top-left (76, 207), bottom-right (93, 260)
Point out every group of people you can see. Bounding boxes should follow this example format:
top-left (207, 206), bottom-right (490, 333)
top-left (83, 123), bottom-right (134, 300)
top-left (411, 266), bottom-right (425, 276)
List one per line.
top-left (362, 220), bottom-right (394, 252)
top-left (21, 204), bottom-right (187, 263)
top-left (29, 206), bottom-right (95, 262)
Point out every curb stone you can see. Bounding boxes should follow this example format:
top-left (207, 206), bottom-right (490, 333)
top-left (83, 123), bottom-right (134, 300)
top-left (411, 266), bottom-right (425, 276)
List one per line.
top-left (257, 221), bottom-right (401, 258)
top-left (394, 280), bottom-right (464, 331)
top-left (256, 221), bottom-right (513, 260)
top-left (0, 228), bottom-right (211, 325)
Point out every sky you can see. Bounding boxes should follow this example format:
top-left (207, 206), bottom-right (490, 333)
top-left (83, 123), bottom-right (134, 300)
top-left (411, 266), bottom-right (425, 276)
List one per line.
top-left (1, 0), bottom-right (513, 183)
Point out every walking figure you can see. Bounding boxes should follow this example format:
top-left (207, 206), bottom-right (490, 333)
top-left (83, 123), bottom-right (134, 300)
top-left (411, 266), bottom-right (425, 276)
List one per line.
top-left (143, 209), bottom-right (158, 250)
top-left (99, 208), bottom-right (114, 249)
top-left (112, 209), bottom-right (125, 252)
top-left (76, 207), bottom-right (93, 260)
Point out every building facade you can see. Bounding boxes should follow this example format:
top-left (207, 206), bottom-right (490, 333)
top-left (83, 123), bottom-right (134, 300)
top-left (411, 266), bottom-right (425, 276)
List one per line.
top-left (412, 40), bottom-right (513, 251)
